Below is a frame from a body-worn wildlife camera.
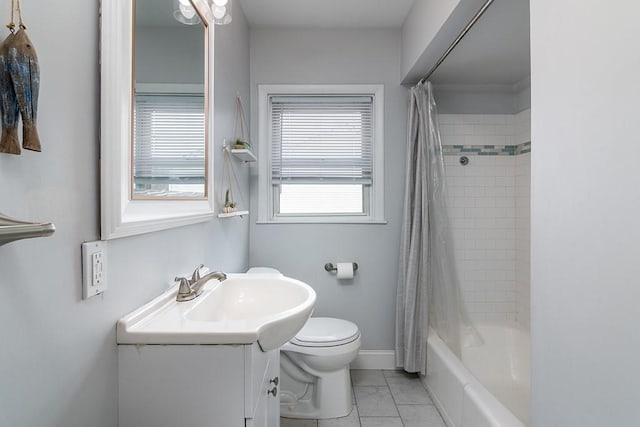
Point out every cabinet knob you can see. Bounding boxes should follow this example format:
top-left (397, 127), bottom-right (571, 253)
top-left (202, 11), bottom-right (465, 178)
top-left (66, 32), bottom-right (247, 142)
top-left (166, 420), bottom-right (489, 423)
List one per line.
top-left (267, 386), bottom-right (278, 397)
top-left (270, 376), bottom-right (279, 386)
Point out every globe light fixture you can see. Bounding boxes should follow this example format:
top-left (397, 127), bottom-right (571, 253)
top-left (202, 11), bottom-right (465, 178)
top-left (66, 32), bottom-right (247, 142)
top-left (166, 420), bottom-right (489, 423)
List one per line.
top-left (173, 0), bottom-right (201, 25)
top-left (210, 0), bottom-right (232, 25)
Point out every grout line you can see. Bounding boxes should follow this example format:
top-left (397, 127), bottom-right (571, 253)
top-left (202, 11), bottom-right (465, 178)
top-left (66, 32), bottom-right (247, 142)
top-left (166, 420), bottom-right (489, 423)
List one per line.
top-left (349, 371), bottom-right (363, 427)
top-left (382, 369), bottom-right (406, 427)
top-left (288, 370), bottom-right (452, 427)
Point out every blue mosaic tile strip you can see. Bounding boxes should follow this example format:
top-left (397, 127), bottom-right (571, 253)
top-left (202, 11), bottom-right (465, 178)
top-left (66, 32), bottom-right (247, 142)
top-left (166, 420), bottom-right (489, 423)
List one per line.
top-left (515, 141), bottom-right (531, 155)
top-left (443, 141), bottom-right (531, 156)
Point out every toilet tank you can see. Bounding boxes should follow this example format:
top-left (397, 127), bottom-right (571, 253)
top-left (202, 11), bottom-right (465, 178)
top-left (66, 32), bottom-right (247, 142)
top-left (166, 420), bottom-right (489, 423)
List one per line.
top-left (246, 267), bottom-right (282, 275)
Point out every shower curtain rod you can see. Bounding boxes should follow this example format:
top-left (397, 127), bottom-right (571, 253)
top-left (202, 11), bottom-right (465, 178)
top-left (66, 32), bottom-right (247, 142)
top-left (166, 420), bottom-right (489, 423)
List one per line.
top-left (418, 0), bottom-right (496, 85)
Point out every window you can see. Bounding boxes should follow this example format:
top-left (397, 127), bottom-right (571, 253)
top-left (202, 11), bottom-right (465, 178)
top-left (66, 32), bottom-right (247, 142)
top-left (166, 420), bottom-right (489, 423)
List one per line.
top-left (258, 85), bottom-right (385, 223)
top-left (133, 92), bottom-right (205, 198)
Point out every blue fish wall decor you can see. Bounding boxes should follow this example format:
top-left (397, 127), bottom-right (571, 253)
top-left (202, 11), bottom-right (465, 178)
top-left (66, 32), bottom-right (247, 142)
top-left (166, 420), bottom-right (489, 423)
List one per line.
top-left (0, 32), bottom-right (21, 154)
top-left (8, 28), bottom-right (40, 152)
top-left (0, 26), bottom-right (40, 155)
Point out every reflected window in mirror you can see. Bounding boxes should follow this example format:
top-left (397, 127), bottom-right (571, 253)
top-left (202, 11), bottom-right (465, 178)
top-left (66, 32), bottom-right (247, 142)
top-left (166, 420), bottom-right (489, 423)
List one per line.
top-left (132, 0), bottom-right (207, 199)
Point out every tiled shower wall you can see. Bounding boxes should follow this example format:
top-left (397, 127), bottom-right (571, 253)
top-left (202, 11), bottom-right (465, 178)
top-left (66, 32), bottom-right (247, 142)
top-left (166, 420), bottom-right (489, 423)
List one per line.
top-left (439, 111), bottom-right (531, 328)
top-left (515, 152), bottom-right (531, 329)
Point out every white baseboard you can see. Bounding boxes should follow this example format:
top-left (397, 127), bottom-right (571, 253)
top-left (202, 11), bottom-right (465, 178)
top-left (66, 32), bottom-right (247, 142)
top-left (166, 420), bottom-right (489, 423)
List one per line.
top-left (351, 350), bottom-right (396, 370)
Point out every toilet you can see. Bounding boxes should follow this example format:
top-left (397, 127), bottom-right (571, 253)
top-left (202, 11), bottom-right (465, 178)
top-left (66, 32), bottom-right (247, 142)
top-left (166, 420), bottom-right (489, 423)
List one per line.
top-left (280, 317), bottom-right (361, 419)
top-left (246, 268), bottom-right (361, 419)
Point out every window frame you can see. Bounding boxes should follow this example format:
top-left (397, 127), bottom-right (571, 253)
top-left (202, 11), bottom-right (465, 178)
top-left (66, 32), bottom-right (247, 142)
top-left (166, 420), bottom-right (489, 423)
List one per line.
top-left (133, 84), bottom-right (206, 198)
top-left (257, 84), bottom-right (385, 224)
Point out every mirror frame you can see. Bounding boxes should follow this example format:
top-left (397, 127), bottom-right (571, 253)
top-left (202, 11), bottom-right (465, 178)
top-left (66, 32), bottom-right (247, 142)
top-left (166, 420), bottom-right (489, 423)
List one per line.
top-left (100, 0), bottom-right (215, 240)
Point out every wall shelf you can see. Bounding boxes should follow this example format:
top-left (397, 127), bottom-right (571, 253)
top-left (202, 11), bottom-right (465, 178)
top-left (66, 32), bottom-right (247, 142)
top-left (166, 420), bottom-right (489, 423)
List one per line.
top-left (230, 148), bottom-right (257, 163)
top-left (0, 213), bottom-right (56, 246)
top-left (218, 210), bottom-right (249, 219)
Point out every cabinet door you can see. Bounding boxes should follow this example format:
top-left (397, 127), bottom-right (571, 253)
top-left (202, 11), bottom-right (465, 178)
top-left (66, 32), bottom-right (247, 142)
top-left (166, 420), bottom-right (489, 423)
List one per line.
top-left (246, 349), bottom-right (280, 427)
top-left (266, 350), bottom-right (280, 427)
top-left (246, 388), bottom-right (268, 427)
top-left (245, 343), bottom-right (270, 418)
top-left (119, 345), bottom-right (245, 427)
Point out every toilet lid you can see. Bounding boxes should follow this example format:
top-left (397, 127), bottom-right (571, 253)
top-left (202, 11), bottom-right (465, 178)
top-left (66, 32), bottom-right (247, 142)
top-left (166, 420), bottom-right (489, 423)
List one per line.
top-left (291, 317), bottom-right (360, 347)
top-left (246, 267), bottom-right (281, 275)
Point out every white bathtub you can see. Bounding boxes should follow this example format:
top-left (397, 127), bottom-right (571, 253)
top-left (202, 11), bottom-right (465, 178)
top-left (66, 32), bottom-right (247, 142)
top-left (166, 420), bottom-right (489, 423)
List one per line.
top-left (424, 324), bottom-right (530, 427)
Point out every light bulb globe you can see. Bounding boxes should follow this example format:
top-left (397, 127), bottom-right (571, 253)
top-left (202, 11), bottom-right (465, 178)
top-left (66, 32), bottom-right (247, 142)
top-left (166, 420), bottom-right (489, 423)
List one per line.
top-left (180, 3), bottom-right (197, 19)
top-left (212, 5), bottom-right (226, 19)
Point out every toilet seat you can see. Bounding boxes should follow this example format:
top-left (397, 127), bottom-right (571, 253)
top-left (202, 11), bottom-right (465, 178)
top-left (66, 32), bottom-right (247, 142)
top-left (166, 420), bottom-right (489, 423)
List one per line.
top-left (290, 317), bottom-right (360, 347)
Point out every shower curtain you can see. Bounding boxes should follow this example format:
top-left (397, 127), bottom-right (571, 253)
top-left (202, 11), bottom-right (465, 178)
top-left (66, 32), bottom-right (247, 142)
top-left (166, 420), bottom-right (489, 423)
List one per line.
top-left (395, 82), bottom-right (476, 374)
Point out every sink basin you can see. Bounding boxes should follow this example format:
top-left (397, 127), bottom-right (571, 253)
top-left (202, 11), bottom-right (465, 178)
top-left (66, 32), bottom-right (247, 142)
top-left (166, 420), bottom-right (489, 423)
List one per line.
top-left (117, 273), bottom-right (316, 351)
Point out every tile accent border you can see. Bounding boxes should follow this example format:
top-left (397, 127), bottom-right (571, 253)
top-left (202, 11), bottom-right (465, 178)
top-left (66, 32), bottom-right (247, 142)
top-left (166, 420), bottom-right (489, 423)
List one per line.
top-left (515, 141), bottom-right (531, 155)
top-left (443, 141), bottom-right (531, 156)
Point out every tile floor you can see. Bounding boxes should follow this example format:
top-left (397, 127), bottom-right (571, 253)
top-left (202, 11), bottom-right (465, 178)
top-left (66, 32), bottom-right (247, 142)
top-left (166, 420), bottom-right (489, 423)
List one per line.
top-left (280, 370), bottom-right (447, 427)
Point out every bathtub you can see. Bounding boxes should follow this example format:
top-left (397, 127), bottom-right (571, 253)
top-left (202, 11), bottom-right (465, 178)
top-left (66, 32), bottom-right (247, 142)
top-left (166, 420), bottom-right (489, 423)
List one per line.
top-left (424, 324), bottom-right (530, 427)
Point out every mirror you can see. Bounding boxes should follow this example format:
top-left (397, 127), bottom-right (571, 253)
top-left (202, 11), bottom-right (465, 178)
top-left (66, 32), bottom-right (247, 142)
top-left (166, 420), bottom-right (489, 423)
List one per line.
top-left (133, 0), bottom-right (206, 199)
top-left (100, 0), bottom-right (215, 239)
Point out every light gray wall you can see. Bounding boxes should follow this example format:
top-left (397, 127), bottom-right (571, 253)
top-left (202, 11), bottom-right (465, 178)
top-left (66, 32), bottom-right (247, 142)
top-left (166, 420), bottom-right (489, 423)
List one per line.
top-left (434, 84), bottom-right (516, 114)
top-left (249, 29), bottom-right (408, 350)
top-left (0, 2), bottom-right (250, 426)
top-left (401, 0), bottom-right (487, 84)
top-left (136, 26), bottom-right (204, 84)
top-left (531, 1), bottom-right (640, 426)
top-left (513, 78), bottom-right (531, 113)
top-left (433, 81), bottom-right (531, 114)
top-left (401, 0), bottom-right (460, 80)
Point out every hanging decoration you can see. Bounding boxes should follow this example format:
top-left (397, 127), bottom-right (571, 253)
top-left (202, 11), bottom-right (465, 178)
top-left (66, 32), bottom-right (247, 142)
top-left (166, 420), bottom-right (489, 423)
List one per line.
top-left (217, 142), bottom-right (246, 215)
top-left (232, 93), bottom-right (251, 151)
top-left (0, 0), bottom-right (41, 155)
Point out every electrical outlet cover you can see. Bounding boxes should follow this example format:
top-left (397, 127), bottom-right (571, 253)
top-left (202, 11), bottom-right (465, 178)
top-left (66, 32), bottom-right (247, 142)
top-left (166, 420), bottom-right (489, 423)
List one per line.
top-left (82, 241), bottom-right (108, 299)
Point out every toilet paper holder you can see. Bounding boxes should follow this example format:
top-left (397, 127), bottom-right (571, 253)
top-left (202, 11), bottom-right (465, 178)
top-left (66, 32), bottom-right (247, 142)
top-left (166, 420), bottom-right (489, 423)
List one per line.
top-left (324, 262), bottom-right (358, 273)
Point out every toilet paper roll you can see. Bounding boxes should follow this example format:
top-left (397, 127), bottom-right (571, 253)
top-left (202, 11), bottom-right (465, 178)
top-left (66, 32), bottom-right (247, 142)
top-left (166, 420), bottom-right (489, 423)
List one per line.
top-left (336, 262), bottom-right (354, 279)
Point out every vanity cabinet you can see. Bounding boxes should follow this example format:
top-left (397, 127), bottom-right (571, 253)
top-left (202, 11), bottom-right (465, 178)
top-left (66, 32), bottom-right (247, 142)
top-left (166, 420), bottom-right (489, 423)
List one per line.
top-left (118, 343), bottom-right (280, 427)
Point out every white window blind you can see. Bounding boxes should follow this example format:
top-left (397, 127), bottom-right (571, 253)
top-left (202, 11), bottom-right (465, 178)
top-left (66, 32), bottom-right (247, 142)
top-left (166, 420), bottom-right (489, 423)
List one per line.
top-left (258, 84), bottom-right (384, 223)
top-left (270, 95), bottom-right (374, 185)
top-left (133, 94), bottom-right (205, 185)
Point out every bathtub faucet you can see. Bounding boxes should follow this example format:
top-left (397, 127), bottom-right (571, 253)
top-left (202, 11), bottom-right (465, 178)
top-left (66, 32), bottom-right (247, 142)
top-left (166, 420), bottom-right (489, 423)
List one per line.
top-left (175, 264), bottom-right (227, 302)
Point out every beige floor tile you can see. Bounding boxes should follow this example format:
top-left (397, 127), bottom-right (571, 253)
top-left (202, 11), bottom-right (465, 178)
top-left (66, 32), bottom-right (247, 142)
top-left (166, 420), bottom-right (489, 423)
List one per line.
top-left (351, 369), bottom-right (388, 386)
top-left (382, 369), bottom-right (407, 378)
top-left (354, 386), bottom-right (399, 417)
top-left (386, 374), bottom-right (432, 405)
top-left (397, 404), bottom-right (446, 427)
top-left (317, 405), bottom-right (360, 427)
top-left (280, 417), bottom-right (318, 427)
top-left (360, 416), bottom-right (403, 427)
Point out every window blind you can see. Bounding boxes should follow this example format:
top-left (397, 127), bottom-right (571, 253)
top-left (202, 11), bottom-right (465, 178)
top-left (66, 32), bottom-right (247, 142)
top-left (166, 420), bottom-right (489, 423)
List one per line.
top-left (134, 94), bottom-right (205, 184)
top-left (270, 95), bottom-right (374, 184)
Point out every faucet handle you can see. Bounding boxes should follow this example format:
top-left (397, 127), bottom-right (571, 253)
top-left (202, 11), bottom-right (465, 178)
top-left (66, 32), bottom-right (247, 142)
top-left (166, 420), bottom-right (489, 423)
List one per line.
top-left (175, 276), bottom-right (192, 295)
top-left (190, 264), bottom-right (205, 284)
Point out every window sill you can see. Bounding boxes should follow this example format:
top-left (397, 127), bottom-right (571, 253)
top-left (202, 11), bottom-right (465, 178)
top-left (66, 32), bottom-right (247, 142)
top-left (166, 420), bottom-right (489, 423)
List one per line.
top-left (256, 217), bottom-right (387, 225)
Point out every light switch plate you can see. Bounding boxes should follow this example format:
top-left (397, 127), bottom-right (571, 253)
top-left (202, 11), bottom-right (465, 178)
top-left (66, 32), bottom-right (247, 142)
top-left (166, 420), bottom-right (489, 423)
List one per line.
top-left (82, 241), bottom-right (108, 299)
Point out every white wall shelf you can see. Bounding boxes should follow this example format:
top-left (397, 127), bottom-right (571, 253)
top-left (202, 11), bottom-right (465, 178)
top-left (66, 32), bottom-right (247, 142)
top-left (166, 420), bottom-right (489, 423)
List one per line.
top-left (218, 210), bottom-right (249, 218)
top-left (231, 148), bottom-right (257, 163)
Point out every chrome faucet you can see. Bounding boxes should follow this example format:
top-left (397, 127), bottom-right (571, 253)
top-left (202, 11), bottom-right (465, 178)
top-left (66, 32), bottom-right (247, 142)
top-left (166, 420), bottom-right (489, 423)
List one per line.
top-left (175, 264), bottom-right (227, 302)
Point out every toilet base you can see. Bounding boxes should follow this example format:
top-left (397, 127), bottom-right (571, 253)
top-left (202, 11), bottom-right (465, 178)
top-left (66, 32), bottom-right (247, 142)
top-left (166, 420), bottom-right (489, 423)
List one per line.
top-left (280, 365), bottom-right (353, 419)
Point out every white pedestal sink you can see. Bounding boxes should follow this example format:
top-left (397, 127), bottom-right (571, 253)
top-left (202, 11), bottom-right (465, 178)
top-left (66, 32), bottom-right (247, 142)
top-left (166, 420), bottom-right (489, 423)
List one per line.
top-left (117, 273), bottom-right (316, 350)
